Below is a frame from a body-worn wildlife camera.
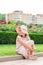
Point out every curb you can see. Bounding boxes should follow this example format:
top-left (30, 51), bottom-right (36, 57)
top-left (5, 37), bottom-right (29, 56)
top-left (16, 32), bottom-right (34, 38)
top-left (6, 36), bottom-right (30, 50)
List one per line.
top-left (0, 55), bottom-right (23, 62)
top-left (34, 52), bottom-right (43, 57)
top-left (0, 52), bottom-right (43, 62)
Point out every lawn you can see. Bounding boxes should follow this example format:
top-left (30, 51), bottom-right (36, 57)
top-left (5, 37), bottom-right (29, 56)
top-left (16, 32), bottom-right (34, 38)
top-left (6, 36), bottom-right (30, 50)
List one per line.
top-left (0, 44), bottom-right (43, 56)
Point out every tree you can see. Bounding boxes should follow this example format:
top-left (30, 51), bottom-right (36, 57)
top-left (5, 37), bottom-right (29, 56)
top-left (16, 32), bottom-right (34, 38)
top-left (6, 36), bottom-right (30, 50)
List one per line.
top-left (0, 14), bottom-right (5, 20)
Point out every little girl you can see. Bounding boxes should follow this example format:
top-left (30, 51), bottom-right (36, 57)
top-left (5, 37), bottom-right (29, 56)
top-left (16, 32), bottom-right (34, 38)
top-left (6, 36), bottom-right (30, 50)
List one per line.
top-left (16, 24), bottom-right (37, 60)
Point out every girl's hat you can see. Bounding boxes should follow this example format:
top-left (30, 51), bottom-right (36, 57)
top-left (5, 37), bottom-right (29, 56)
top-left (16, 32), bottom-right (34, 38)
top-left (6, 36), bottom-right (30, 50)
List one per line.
top-left (20, 25), bottom-right (28, 34)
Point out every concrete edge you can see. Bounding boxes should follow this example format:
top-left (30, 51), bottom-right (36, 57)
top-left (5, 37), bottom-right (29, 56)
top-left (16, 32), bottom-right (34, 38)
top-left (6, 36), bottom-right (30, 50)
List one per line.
top-left (34, 52), bottom-right (43, 57)
top-left (0, 52), bottom-right (43, 62)
top-left (0, 55), bottom-right (23, 62)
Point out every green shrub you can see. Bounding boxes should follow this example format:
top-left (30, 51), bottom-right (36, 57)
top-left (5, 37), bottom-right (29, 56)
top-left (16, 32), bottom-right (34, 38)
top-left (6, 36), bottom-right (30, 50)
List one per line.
top-left (29, 33), bottom-right (43, 44)
top-left (0, 31), bottom-right (43, 44)
top-left (16, 21), bottom-right (27, 26)
top-left (0, 31), bottom-right (18, 44)
top-left (0, 24), bottom-right (16, 32)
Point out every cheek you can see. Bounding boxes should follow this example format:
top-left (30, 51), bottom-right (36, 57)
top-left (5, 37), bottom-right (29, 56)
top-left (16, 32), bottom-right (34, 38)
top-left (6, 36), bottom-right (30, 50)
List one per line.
top-left (19, 31), bottom-right (22, 34)
top-left (18, 30), bottom-right (22, 34)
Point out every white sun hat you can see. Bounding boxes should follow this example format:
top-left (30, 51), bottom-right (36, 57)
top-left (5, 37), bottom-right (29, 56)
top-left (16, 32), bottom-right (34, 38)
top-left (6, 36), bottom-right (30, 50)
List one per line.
top-left (20, 25), bottom-right (28, 34)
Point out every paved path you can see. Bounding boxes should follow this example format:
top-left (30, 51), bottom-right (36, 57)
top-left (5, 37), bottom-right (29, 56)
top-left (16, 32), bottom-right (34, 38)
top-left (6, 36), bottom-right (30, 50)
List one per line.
top-left (0, 57), bottom-right (43, 65)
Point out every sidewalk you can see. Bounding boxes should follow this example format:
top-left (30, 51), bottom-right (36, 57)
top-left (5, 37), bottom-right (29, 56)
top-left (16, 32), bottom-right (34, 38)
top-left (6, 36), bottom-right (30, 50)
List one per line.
top-left (0, 57), bottom-right (43, 65)
top-left (0, 52), bottom-right (43, 62)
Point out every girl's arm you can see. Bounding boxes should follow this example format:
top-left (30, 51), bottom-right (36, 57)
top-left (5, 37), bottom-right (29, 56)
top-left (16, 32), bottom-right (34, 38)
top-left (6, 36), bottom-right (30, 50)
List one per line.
top-left (17, 37), bottom-right (32, 50)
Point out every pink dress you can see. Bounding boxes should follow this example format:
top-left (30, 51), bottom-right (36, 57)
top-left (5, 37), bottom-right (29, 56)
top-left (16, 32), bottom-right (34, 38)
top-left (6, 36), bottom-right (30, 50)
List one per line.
top-left (16, 35), bottom-right (34, 59)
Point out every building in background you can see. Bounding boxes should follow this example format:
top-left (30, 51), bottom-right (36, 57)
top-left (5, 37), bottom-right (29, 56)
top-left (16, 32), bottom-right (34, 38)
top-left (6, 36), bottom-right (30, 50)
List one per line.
top-left (36, 14), bottom-right (43, 24)
top-left (5, 14), bottom-right (8, 23)
top-left (6, 11), bottom-right (33, 24)
top-left (5, 11), bottom-right (43, 24)
top-left (13, 11), bottom-right (23, 22)
top-left (23, 14), bottom-right (32, 24)
top-left (5, 11), bottom-right (23, 22)
top-left (32, 15), bottom-right (37, 24)
top-left (6, 13), bottom-right (14, 22)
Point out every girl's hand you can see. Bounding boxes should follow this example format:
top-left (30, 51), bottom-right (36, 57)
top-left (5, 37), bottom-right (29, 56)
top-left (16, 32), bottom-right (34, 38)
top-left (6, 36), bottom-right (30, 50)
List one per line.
top-left (29, 46), bottom-right (33, 51)
top-left (31, 45), bottom-right (36, 51)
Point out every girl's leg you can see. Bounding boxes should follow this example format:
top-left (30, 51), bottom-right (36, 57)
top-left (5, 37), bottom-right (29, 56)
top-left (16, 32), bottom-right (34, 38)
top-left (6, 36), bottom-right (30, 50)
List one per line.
top-left (27, 48), bottom-right (37, 60)
top-left (27, 50), bottom-right (33, 58)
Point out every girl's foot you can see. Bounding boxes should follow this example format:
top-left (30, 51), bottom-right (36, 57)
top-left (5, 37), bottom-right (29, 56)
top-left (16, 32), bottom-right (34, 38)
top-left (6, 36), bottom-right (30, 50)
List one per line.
top-left (29, 55), bottom-right (37, 60)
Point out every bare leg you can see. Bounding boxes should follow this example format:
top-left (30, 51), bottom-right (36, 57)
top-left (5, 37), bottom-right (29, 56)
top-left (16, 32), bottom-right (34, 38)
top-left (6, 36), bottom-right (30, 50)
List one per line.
top-left (27, 49), bottom-right (37, 60)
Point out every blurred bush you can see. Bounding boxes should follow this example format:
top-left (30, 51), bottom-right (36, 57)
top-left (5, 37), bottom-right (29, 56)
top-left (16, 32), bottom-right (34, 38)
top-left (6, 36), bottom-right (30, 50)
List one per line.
top-left (0, 31), bottom-right (18, 44)
top-left (0, 31), bottom-right (43, 44)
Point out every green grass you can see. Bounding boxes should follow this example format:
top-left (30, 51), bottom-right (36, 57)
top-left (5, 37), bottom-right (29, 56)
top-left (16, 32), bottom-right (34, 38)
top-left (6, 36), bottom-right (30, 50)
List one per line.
top-left (0, 44), bottom-right (17, 56)
top-left (0, 44), bottom-right (43, 56)
top-left (35, 44), bottom-right (43, 52)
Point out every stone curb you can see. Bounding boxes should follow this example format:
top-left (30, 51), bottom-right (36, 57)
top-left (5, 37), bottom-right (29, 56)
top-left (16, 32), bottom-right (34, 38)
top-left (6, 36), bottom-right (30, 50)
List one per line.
top-left (34, 52), bottom-right (43, 57)
top-left (0, 52), bottom-right (43, 62)
top-left (0, 55), bottom-right (23, 62)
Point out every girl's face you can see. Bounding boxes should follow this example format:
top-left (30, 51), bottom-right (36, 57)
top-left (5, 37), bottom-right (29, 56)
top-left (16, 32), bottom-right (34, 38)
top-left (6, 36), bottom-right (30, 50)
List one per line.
top-left (16, 25), bottom-right (28, 37)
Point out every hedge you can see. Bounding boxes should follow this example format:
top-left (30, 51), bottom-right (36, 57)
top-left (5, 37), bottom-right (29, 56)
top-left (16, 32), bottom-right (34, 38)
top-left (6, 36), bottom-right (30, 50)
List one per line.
top-left (29, 33), bottom-right (43, 44)
top-left (0, 31), bottom-right (43, 44)
top-left (0, 31), bottom-right (18, 44)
